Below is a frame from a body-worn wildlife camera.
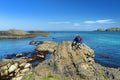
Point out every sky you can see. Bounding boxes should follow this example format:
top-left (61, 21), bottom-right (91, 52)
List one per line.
top-left (0, 0), bottom-right (120, 31)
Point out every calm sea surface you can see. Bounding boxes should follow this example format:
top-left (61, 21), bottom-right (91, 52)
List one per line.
top-left (0, 31), bottom-right (120, 67)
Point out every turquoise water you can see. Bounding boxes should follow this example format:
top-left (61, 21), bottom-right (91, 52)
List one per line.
top-left (0, 31), bottom-right (120, 67)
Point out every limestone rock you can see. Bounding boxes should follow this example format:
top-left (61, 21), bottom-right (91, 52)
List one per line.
top-left (29, 41), bottom-right (120, 80)
top-left (31, 41), bottom-right (97, 80)
top-left (1, 65), bottom-right (8, 70)
top-left (24, 63), bottom-right (31, 68)
top-left (12, 76), bottom-right (23, 80)
top-left (4, 70), bottom-right (9, 76)
top-left (20, 68), bottom-right (30, 73)
top-left (9, 63), bottom-right (18, 73)
top-left (19, 63), bottom-right (26, 67)
top-left (36, 41), bottom-right (57, 53)
top-left (0, 58), bottom-right (32, 80)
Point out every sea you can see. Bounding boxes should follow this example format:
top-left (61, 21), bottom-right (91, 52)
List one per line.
top-left (0, 31), bottom-right (120, 67)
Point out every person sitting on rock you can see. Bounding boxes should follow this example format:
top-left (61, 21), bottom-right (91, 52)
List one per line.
top-left (72, 34), bottom-right (83, 50)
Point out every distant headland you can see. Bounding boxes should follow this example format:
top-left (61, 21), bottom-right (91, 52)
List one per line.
top-left (95, 27), bottom-right (120, 32)
top-left (0, 29), bottom-right (49, 39)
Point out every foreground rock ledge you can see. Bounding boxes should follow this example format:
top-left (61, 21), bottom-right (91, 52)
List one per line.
top-left (1, 41), bottom-right (120, 80)
top-left (28, 41), bottom-right (120, 80)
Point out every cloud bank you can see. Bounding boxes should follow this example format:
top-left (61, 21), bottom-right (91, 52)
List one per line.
top-left (84, 19), bottom-right (115, 24)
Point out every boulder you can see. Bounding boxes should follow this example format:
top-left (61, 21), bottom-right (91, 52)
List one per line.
top-left (36, 41), bottom-right (57, 53)
top-left (8, 63), bottom-right (18, 73)
top-left (24, 63), bottom-right (31, 68)
top-left (20, 68), bottom-right (30, 73)
top-left (4, 70), bottom-right (9, 76)
top-left (1, 65), bottom-right (8, 70)
top-left (19, 63), bottom-right (26, 67)
top-left (29, 40), bottom-right (37, 45)
top-left (16, 54), bottom-right (24, 58)
top-left (0, 58), bottom-right (32, 80)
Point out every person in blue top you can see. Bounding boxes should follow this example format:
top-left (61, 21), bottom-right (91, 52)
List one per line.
top-left (72, 34), bottom-right (83, 50)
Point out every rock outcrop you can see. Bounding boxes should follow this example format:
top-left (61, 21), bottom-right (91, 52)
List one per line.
top-left (96, 27), bottom-right (120, 32)
top-left (0, 29), bottom-right (49, 39)
top-left (1, 41), bottom-right (120, 80)
top-left (28, 31), bottom-right (49, 37)
top-left (24, 41), bottom-right (120, 80)
top-left (0, 59), bottom-right (32, 80)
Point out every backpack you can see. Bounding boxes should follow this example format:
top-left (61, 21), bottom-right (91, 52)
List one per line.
top-left (80, 37), bottom-right (83, 42)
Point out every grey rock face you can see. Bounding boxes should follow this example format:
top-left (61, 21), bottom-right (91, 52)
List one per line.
top-left (33, 41), bottom-right (120, 80)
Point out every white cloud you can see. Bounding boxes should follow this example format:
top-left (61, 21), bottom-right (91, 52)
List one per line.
top-left (84, 19), bottom-right (115, 24)
top-left (48, 21), bottom-right (70, 25)
top-left (96, 19), bottom-right (115, 23)
top-left (84, 21), bottom-right (96, 24)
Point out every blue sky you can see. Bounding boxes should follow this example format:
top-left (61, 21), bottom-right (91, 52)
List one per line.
top-left (0, 0), bottom-right (120, 31)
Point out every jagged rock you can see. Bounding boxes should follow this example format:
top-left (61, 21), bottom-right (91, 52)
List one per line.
top-left (20, 68), bottom-right (30, 73)
top-left (28, 41), bottom-right (97, 80)
top-left (37, 54), bottom-right (44, 58)
top-left (36, 41), bottom-right (57, 53)
top-left (24, 63), bottom-right (31, 68)
top-left (19, 63), bottom-right (26, 67)
top-left (4, 70), bottom-right (9, 76)
top-left (29, 40), bottom-right (37, 45)
top-left (1, 65), bottom-right (8, 70)
top-left (16, 54), bottom-right (24, 58)
top-left (29, 40), bottom-right (44, 45)
top-left (15, 68), bottom-right (20, 73)
top-left (0, 58), bottom-right (32, 80)
top-left (9, 63), bottom-right (18, 73)
top-left (27, 41), bottom-right (120, 80)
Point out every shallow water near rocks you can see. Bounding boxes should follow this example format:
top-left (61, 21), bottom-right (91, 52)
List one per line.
top-left (0, 31), bottom-right (120, 67)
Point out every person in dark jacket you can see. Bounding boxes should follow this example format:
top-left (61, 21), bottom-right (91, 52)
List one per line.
top-left (72, 34), bottom-right (83, 50)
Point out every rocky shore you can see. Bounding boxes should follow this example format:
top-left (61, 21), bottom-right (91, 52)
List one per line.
top-left (0, 29), bottom-right (49, 39)
top-left (0, 41), bottom-right (120, 80)
top-left (96, 27), bottom-right (120, 32)
top-left (0, 59), bottom-right (32, 80)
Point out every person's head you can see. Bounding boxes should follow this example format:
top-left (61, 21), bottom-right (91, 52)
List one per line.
top-left (75, 34), bottom-right (79, 38)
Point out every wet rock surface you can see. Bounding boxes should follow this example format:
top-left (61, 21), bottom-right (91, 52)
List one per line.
top-left (0, 41), bottom-right (120, 80)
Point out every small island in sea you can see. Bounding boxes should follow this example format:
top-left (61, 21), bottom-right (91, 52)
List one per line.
top-left (95, 27), bottom-right (120, 32)
top-left (0, 29), bottom-right (49, 39)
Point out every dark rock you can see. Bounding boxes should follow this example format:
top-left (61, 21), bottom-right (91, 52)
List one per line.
top-left (29, 40), bottom-right (37, 45)
top-left (29, 40), bottom-right (44, 45)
